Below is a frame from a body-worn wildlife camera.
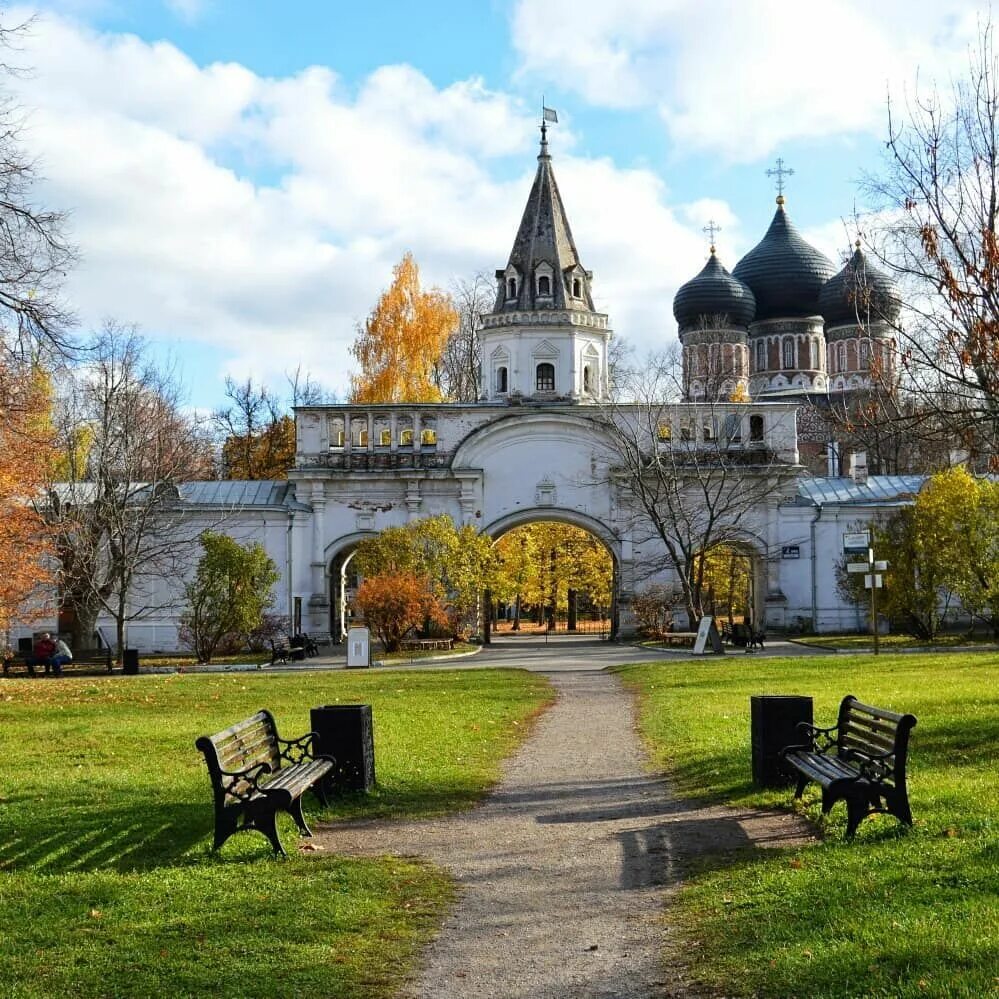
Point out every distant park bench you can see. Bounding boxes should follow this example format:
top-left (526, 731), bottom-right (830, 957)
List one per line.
top-left (780, 695), bottom-right (917, 838)
top-left (398, 637), bottom-right (454, 652)
top-left (660, 632), bottom-right (696, 648)
top-left (2, 648), bottom-right (113, 677)
top-left (303, 632), bottom-right (332, 657)
top-left (195, 709), bottom-right (335, 856)
top-left (270, 637), bottom-right (306, 665)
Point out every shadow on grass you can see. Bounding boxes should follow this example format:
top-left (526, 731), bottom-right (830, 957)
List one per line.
top-left (0, 798), bottom-right (213, 872)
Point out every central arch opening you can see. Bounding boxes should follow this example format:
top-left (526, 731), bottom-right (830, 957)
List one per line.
top-left (487, 521), bottom-right (616, 638)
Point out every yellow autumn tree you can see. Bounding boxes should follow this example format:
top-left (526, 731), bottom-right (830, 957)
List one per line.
top-left (349, 253), bottom-right (458, 403)
top-left (0, 362), bottom-right (57, 634)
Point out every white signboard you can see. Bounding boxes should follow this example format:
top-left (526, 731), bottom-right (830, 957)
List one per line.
top-left (693, 615), bottom-right (722, 655)
top-left (346, 626), bottom-right (370, 668)
top-left (843, 532), bottom-right (870, 551)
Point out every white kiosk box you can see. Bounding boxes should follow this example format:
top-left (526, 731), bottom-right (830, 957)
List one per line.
top-left (346, 627), bottom-right (371, 669)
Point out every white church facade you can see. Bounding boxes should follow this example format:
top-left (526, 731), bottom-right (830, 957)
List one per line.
top-left (17, 129), bottom-right (923, 652)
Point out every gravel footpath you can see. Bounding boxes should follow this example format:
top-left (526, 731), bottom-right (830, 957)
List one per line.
top-left (313, 670), bottom-right (812, 998)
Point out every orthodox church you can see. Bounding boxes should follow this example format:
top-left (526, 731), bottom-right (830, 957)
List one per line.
top-left (17, 128), bottom-right (922, 653)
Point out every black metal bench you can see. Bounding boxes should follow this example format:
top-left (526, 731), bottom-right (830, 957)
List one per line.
top-left (746, 628), bottom-right (766, 652)
top-left (303, 632), bottom-right (331, 657)
top-left (270, 637), bottom-right (306, 665)
top-left (2, 648), bottom-right (113, 677)
top-left (780, 695), bottom-right (917, 837)
top-left (195, 709), bottom-right (335, 856)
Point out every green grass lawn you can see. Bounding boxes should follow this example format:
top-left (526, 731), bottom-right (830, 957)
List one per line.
top-left (794, 633), bottom-right (999, 650)
top-left (617, 652), bottom-right (999, 999)
top-left (0, 668), bottom-right (552, 998)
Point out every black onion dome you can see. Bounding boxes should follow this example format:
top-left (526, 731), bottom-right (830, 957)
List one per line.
top-left (733, 199), bottom-right (836, 320)
top-left (673, 251), bottom-right (756, 332)
top-left (820, 244), bottom-right (901, 325)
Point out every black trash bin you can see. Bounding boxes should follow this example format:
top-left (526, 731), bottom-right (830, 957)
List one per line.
top-left (751, 694), bottom-right (813, 787)
top-left (310, 704), bottom-right (376, 794)
top-left (123, 649), bottom-right (140, 675)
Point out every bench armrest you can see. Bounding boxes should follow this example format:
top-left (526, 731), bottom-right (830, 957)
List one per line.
top-left (218, 761), bottom-right (273, 801)
top-left (781, 721), bottom-right (838, 756)
top-left (841, 746), bottom-right (893, 782)
top-left (278, 731), bottom-right (320, 764)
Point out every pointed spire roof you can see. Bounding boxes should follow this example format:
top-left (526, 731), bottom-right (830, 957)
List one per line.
top-left (494, 126), bottom-right (595, 313)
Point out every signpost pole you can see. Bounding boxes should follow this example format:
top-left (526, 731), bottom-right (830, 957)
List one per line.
top-left (845, 534), bottom-right (887, 656)
top-left (871, 573), bottom-right (879, 657)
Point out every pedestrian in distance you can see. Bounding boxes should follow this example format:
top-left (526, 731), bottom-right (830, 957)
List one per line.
top-left (32, 633), bottom-right (56, 676)
top-left (49, 637), bottom-right (73, 677)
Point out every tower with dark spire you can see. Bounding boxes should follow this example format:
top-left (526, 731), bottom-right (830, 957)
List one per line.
top-left (479, 122), bottom-right (611, 403)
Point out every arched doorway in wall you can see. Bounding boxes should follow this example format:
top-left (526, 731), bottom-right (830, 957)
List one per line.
top-left (327, 534), bottom-right (376, 642)
top-left (484, 510), bottom-right (621, 640)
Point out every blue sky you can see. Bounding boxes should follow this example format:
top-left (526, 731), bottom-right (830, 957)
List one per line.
top-left (12, 0), bottom-right (986, 409)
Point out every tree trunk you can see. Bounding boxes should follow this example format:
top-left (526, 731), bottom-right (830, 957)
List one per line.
top-left (68, 598), bottom-right (101, 652)
top-left (512, 594), bottom-right (521, 631)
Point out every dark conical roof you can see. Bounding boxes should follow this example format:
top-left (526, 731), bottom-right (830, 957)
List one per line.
top-left (733, 198), bottom-right (836, 320)
top-left (820, 243), bottom-right (901, 325)
top-left (673, 250), bottom-right (756, 332)
top-left (493, 126), bottom-right (594, 314)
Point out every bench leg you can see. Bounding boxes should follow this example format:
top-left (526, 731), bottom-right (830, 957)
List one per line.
top-left (256, 809), bottom-right (287, 856)
top-left (287, 795), bottom-right (313, 837)
top-left (844, 794), bottom-right (868, 839)
top-left (793, 773), bottom-right (809, 799)
top-left (212, 811), bottom-right (240, 852)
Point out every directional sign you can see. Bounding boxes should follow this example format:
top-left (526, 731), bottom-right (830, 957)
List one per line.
top-left (874, 560), bottom-right (888, 572)
top-left (847, 562), bottom-right (869, 573)
top-left (865, 574), bottom-right (884, 589)
top-left (843, 531), bottom-right (870, 551)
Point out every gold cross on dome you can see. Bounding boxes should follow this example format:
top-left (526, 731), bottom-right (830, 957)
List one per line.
top-left (703, 220), bottom-right (721, 249)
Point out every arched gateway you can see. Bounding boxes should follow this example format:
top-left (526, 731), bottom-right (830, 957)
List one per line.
top-left (288, 128), bottom-right (802, 641)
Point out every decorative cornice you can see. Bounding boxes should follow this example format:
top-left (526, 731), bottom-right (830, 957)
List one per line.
top-left (481, 310), bottom-right (610, 331)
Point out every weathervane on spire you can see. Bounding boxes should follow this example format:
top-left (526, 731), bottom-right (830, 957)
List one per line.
top-left (540, 99), bottom-right (558, 148)
top-left (766, 157), bottom-right (794, 200)
top-left (703, 220), bottom-right (721, 252)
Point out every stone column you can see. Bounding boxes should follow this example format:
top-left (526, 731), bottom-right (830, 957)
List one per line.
top-left (308, 485), bottom-right (329, 628)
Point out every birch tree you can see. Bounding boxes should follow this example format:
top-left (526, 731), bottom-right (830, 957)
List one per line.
top-left (350, 253), bottom-right (458, 403)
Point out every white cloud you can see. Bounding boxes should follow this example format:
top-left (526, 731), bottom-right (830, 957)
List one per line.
top-left (165, 0), bottom-right (206, 24)
top-left (512, 0), bottom-right (982, 160)
top-left (10, 12), bottom-right (726, 399)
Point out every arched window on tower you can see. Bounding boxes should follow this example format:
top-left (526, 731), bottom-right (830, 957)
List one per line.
top-left (536, 362), bottom-right (555, 392)
top-left (859, 339), bottom-right (870, 368)
top-left (583, 365), bottom-right (593, 393)
top-left (810, 338), bottom-right (819, 369)
top-left (573, 278), bottom-right (582, 297)
top-left (537, 275), bottom-right (551, 297)
top-left (496, 366), bottom-right (508, 393)
top-left (782, 337), bottom-right (796, 369)
top-left (507, 277), bottom-right (517, 299)
top-left (838, 341), bottom-right (847, 373)
top-left (755, 340), bottom-right (766, 371)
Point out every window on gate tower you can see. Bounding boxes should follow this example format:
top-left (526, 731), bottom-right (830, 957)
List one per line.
top-left (536, 362), bottom-right (555, 391)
